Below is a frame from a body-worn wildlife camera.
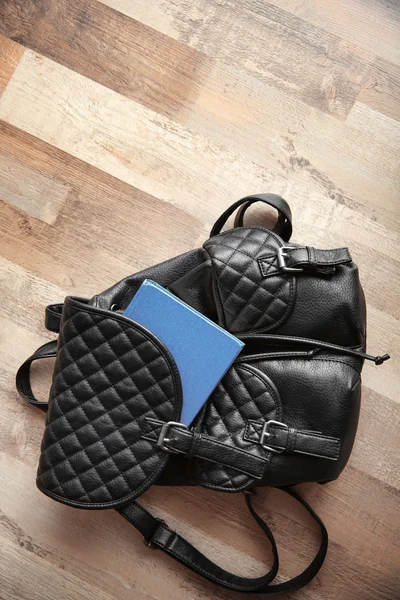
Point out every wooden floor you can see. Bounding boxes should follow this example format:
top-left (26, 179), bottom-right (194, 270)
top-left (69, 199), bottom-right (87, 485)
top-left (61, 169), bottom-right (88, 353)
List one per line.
top-left (0, 1), bottom-right (399, 599)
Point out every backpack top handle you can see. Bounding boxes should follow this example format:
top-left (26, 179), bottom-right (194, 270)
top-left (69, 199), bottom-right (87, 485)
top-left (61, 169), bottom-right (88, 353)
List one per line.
top-left (210, 194), bottom-right (293, 241)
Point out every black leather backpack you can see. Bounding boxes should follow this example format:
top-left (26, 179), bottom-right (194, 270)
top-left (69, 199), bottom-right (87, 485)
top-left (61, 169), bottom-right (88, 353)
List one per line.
top-left (16, 194), bottom-right (389, 595)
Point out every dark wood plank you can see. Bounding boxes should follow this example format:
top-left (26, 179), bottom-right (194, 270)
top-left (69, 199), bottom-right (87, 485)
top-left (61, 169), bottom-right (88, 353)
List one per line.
top-left (0, 33), bottom-right (24, 96)
top-left (0, 0), bottom-right (211, 121)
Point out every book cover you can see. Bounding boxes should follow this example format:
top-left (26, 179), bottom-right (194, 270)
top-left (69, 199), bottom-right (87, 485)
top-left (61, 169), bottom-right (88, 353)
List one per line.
top-left (124, 279), bottom-right (244, 425)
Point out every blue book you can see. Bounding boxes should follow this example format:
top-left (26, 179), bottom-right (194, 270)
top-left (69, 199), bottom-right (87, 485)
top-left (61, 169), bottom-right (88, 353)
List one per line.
top-left (124, 280), bottom-right (244, 425)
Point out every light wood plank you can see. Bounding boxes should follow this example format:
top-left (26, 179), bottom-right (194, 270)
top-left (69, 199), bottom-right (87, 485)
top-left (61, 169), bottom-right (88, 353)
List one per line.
top-left (0, 51), bottom-right (284, 223)
top-left (267, 0), bottom-right (400, 65)
top-left (0, 257), bottom-right (67, 338)
top-left (187, 60), bottom-right (400, 223)
top-left (0, 0), bottom-right (373, 119)
top-left (360, 306), bottom-right (399, 405)
top-left (357, 56), bottom-right (400, 122)
top-left (346, 102), bottom-right (400, 148)
top-left (0, 33), bottom-right (24, 96)
top-left (351, 386), bottom-right (400, 486)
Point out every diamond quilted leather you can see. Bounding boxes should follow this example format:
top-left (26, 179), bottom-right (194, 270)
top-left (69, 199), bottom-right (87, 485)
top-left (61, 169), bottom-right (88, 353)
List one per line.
top-left (36, 298), bottom-right (182, 509)
top-left (189, 363), bottom-right (281, 491)
top-left (203, 228), bottom-right (295, 333)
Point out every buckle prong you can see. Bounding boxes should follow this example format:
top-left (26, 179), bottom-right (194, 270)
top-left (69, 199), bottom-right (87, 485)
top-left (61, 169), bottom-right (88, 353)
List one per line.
top-left (157, 421), bottom-right (189, 454)
top-left (278, 247), bottom-right (304, 272)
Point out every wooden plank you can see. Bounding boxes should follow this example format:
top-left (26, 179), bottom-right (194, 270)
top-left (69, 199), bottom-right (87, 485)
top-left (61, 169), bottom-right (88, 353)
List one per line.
top-left (0, 51), bottom-right (398, 246)
top-left (0, 537), bottom-right (117, 600)
top-left (352, 386), bottom-right (400, 486)
top-left (0, 51), bottom-right (284, 224)
top-left (357, 57), bottom-right (400, 122)
top-left (0, 121), bottom-right (203, 296)
top-left (346, 102), bottom-right (400, 148)
top-left (0, 0), bottom-right (210, 121)
top-left (0, 449), bottom-right (399, 600)
top-left (0, 151), bottom-right (70, 224)
top-left (0, 33), bottom-right (24, 96)
top-left (266, 0), bottom-right (400, 65)
top-left (0, 0), bottom-right (372, 119)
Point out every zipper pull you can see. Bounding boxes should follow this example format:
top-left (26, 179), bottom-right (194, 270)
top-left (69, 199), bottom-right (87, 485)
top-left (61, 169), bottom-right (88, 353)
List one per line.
top-left (373, 353), bottom-right (390, 365)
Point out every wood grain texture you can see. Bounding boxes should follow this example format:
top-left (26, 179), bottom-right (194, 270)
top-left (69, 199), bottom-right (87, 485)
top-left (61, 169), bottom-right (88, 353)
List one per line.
top-left (0, 0), bottom-right (210, 121)
top-left (100, 0), bottom-right (374, 119)
top-left (346, 101), bottom-right (400, 148)
top-left (0, 1), bottom-right (399, 599)
top-left (267, 0), bottom-right (400, 65)
top-left (0, 33), bottom-right (24, 96)
top-left (0, 121), bottom-right (202, 297)
top-left (0, 151), bottom-right (70, 223)
top-left (357, 56), bottom-right (400, 121)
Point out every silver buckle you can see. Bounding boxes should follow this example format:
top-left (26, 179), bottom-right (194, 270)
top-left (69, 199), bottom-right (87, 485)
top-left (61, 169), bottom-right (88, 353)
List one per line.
top-left (260, 420), bottom-right (288, 454)
top-left (157, 421), bottom-right (189, 454)
top-left (277, 247), bottom-right (304, 272)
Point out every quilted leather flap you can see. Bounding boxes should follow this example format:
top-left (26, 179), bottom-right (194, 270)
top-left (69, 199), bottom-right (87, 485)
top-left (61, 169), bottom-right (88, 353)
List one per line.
top-left (36, 297), bottom-right (182, 509)
top-left (203, 227), bottom-right (295, 333)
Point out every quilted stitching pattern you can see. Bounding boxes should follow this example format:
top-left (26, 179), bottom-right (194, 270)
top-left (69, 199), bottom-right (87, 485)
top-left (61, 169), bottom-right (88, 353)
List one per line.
top-left (189, 363), bottom-right (279, 490)
top-left (244, 420), bottom-right (263, 442)
top-left (204, 228), bottom-right (294, 332)
top-left (37, 302), bottom-right (181, 508)
top-left (258, 254), bottom-right (280, 278)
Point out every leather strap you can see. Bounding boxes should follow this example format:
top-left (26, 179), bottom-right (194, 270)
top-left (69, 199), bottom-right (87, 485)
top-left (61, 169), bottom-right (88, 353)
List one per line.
top-left (118, 486), bottom-right (328, 594)
top-left (282, 246), bottom-right (352, 269)
top-left (210, 194), bottom-right (293, 241)
top-left (15, 340), bottom-right (58, 411)
top-left (259, 246), bottom-right (352, 278)
top-left (244, 420), bottom-right (341, 460)
top-left (45, 303), bottom-right (64, 332)
top-left (142, 418), bottom-right (269, 478)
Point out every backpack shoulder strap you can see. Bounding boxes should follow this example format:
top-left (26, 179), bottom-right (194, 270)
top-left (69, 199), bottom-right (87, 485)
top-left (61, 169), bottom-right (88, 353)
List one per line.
top-left (119, 487), bottom-right (327, 594)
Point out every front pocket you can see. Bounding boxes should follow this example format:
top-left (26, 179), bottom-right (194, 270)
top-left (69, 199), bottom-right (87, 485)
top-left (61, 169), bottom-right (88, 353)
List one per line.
top-left (188, 362), bottom-right (282, 491)
top-left (36, 297), bottom-right (183, 509)
top-left (188, 353), bottom-right (359, 490)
